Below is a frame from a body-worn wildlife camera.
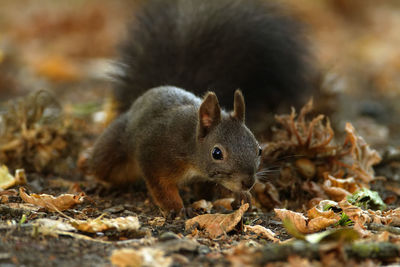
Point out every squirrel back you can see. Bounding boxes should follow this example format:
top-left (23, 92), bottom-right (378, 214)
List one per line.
top-left (114, 0), bottom-right (313, 117)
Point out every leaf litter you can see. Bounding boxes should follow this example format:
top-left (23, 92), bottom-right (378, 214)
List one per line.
top-left (1, 95), bottom-right (400, 266)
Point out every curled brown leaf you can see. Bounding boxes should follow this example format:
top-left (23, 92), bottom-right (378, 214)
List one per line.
top-left (19, 187), bottom-right (84, 212)
top-left (185, 203), bottom-right (249, 238)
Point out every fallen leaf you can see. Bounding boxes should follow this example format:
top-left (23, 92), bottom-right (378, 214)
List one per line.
top-left (322, 174), bottom-right (360, 201)
top-left (337, 123), bottom-right (382, 184)
top-left (148, 217), bottom-right (166, 227)
top-left (308, 217), bottom-right (338, 232)
top-left (340, 199), bottom-right (395, 228)
top-left (275, 208), bottom-right (338, 234)
top-left (185, 203), bottom-right (249, 238)
top-left (390, 208), bottom-right (400, 226)
top-left (0, 166), bottom-right (26, 189)
top-left (271, 99), bottom-right (336, 156)
top-left (308, 202), bottom-right (340, 221)
top-left (274, 209), bottom-right (308, 234)
top-left (283, 218), bottom-right (360, 244)
top-left (244, 225), bottom-right (279, 242)
top-left (110, 248), bottom-right (172, 267)
top-left (19, 187), bottom-right (84, 212)
top-left (305, 228), bottom-right (360, 244)
top-left (70, 216), bottom-right (140, 233)
top-left (35, 218), bottom-right (77, 232)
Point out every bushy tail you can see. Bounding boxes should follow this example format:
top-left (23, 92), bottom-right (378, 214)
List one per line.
top-left (114, 0), bottom-right (314, 114)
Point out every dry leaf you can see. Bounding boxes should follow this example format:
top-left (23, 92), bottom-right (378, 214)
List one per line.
top-left (35, 218), bottom-right (76, 232)
top-left (324, 174), bottom-right (359, 192)
top-left (275, 208), bottom-right (337, 234)
top-left (19, 187), bottom-right (84, 212)
top-left (148, 217), bottom-right (166, 227)
top-left (0, 90), bottom-right (79, 174)
top-left (70, 216), bottom-right (140, 233)
top-left (185, 203), bottom-right (249, 238)
top-left (390, 208), bottom-right (400, 226)
top-left (308, 217), bottom-right (338, 233)
top-left (262, 102), bottom-right (382, 211)
top-left (244, 225), bottom-right (279, 242)
top-left (274, 209), bottom-right (309, 234)
top-left (322, 173), bottom-right (361, 201)
top-left (338, 200), bottom-right (371, 225)
top-left (338, 199), bottom-right (393, 237)
top-left (323, 185), bottom-right (351, 202)
top-left (0, 166), bottom-right (26, 189)
top-left (308, 205), bottom-right (340, 221)
top-left (110, 248), bottom-right (172, 267)
top-left (270, 99), bottom-right (336, 157)
top-left (336, 123), bottom-right (382, 184)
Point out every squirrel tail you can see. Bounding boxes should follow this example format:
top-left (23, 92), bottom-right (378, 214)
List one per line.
top-left (114, 0), bottom-right (314, 114)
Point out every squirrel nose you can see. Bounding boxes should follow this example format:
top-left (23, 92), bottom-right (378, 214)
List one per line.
top-left (241, 176), bottom-right (255, 190)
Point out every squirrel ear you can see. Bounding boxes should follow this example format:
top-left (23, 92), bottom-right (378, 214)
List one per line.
top-left (198, 92), bottom-right (221, 139)
top-left (232, 89), bottom-right (245, 123)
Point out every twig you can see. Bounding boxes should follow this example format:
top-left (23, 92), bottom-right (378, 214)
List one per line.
top-left (257, 240), bottom-right (400, 263)
top-left (367, 223), bottom-right (400, 235)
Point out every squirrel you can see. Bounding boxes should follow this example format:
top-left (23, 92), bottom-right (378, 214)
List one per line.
top-left (90, 0), bottom-right (314, 214)
top-left (91, 87), bottom-right (261, 214)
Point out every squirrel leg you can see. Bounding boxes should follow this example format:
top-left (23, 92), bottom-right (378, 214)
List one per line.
top-left (146, 177), bottom-right (184, 215)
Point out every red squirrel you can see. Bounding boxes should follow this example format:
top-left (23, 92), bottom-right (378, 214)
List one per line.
top-left (91, 88), bottom-right (260, 214)
top-left (90, 0), bottom-right (314, 215)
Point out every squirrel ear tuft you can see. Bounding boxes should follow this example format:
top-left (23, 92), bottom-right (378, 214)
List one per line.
top-left (232, 89), bottom-right (245, 123)
top-left (198, 92), bottom-right (221, 139)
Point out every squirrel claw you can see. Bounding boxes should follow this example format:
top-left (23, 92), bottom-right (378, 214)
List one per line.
top-left (232, 191), bottom-right (252, 210)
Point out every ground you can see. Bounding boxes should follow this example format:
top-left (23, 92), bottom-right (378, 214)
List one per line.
top-left (1, 1), bottom-right (400, 266)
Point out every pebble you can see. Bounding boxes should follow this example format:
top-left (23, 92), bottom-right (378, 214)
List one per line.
top-left (104, 205), bottom-right (125, 214)
top-left (159, 231), bottom-right (180, 241)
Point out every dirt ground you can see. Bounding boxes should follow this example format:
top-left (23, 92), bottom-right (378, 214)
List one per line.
top-left (1, 1), bottom-right (400, 266)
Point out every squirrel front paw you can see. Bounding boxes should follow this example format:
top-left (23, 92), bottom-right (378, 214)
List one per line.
top-left (231, 191), bottom-right (252, 210)
top-left (166, 207), bottom-right (195, 220)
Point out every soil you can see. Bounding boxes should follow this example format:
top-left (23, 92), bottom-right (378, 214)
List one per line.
top-left (1, 1), bottom-right (400, 266)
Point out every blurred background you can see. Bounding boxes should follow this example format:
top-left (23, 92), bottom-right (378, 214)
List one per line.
top-left (0, 0), bottom-right (400, 146)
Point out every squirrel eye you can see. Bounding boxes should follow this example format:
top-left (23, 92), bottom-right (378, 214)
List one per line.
top-left (258, 146), bottom-right (262, 157)
top-left (212, 147), bottom-right (223, 160)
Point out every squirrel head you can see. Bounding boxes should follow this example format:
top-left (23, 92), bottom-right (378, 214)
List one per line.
top-left (196, 90), bottom-right (261, 192)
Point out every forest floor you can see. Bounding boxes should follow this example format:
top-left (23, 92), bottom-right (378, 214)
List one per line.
top-left (1, 1), bottom-right (400, 266)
